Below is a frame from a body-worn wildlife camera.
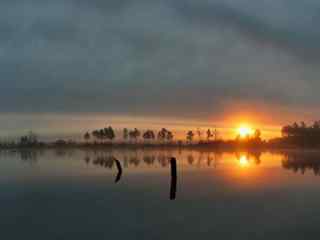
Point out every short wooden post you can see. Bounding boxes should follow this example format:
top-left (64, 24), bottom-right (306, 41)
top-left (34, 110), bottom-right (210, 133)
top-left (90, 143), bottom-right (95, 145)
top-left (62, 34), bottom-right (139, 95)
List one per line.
top-left (113, 157), bottom-right (123, 183)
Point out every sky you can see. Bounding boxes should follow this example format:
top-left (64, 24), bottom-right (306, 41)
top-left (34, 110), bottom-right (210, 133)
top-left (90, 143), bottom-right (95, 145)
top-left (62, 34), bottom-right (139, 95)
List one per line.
top-left (1, 0), bottom-right (320, 139)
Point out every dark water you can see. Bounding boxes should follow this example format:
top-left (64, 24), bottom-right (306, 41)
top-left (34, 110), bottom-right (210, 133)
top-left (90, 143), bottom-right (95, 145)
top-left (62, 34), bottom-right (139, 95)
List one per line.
top-left (1, 149), bottom-right (320, 239)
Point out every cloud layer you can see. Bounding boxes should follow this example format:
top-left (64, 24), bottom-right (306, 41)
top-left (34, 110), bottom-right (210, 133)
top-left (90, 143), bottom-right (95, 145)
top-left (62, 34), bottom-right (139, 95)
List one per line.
top-left (1, 0), bottom-right (320, 125)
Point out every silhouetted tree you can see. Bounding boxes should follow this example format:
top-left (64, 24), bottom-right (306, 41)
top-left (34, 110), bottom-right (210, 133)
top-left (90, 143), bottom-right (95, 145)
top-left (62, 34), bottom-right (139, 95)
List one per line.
top-left (213, 129), bottom-right (219, 141)
top-left (281, 121), bottom-right (320, 147)
top-left (207, 129), bottom-right (213, 141)
top-left (143, 130), bottom-right (156, 143)
top-left (19, 131), bottom-right (38, 147)
top-left (156, 128), bottom-right (174, 143)
top-left (106, 126), bottom-right (115, 142)
top-left (157, 128), bottom-right (167, 142)
top-left (186, 131), bottom-right (194, 144)
top-left (99, 129), bottom-right (105, 142)
top-left (129, 130), bottom-right (135, 142)
top-left (84, 132), bottom-right (90, 143)
top-left (92, 130), bottom-right (100, 143)
top-left (123, 128), bottom-right (129, 142)
top-left (91, 126), bottom-right (115, 144)
top-left (197, 128), bottom-right (202, 141)
top-left (129, 128), bottom-right (141, 142)
top-left (166, 131), bottom-right (174, 142)
top-left (254, 129), bottom-right (261, 139)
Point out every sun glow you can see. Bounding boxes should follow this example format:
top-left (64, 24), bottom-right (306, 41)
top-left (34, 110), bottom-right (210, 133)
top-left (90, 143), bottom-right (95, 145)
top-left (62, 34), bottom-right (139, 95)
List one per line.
top-left (237, 124), bottom-right (254, 138)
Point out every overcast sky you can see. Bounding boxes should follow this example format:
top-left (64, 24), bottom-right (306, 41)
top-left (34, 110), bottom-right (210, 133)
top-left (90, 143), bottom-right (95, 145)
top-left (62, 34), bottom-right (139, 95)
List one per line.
top-left (1, 0), bottom-right (320, 136)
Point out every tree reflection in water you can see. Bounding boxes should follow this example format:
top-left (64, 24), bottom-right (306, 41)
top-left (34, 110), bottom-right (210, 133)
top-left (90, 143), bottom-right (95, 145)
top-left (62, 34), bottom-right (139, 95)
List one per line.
top-left (93, 155), bottom-right (114, 168)
top-left (282, 152), bottom-right (320, 176)
top-left (8, 149), bottom-right (320, 177)
top-left (20, 150), bottom-right (39, 165)
top-left (0, 149), bottom-right (267, 169)
top-left (4, 149), bottom-right (320, 199)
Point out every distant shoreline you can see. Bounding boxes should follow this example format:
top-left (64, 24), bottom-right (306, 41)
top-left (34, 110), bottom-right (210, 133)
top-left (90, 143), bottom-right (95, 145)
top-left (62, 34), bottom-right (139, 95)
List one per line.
top-left (3, 121), bottom-right (320, 151)
top-left (1, 142), bottom-right (319, 152)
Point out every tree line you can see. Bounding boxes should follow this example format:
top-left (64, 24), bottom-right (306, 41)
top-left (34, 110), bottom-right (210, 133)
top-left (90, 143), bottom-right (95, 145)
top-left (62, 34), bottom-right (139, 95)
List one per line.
top-left (281, 121), bottom-right (320, 147)
top-left (83, 126), bottom-right (220, 144)
top-left (8, 121), bottom-right (320, 149)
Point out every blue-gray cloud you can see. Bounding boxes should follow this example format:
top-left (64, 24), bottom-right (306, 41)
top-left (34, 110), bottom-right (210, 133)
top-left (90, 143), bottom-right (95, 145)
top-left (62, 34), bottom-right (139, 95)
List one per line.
top-left (1, 0), bottom-right (320, 121)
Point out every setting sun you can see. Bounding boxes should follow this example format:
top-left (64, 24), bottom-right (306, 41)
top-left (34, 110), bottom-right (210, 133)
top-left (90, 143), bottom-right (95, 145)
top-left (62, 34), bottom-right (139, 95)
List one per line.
top-left (237, 125), bottom-right (254, 138)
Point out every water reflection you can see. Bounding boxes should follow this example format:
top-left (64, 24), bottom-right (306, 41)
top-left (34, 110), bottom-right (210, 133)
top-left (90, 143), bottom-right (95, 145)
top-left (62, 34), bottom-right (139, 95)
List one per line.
top-left (235, 152), bottom-right (261, 168)
top-left (238, 155), bottom-right (250, 167)
top-left (19, 150), bottom-right (39, 165)
top-left (3, 148), bottom-right (320, 203)
top-left (4, 148), bottom-right (320, 239)
top-left (282, 152), bottom-right (320, 176)
top-left (92, 155), bottom-right (115, 169)
top-left (0, 148), bottom-right (271, 169)
top-left (4, 148), bottom-right (320, 175)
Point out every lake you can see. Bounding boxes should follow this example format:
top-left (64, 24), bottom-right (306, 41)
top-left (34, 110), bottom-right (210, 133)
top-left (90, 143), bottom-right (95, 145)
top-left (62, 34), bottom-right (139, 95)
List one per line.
top-left (1, 148), bottom-right (320, 239)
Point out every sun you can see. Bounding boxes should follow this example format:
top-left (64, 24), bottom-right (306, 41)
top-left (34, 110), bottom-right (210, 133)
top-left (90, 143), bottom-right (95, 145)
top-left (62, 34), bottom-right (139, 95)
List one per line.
top-left (237, 124), bottom-right (254, 138)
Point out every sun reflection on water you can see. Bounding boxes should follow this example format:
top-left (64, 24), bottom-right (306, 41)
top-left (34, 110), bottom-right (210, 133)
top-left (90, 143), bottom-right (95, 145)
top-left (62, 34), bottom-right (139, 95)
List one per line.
top-left (238, 155), bottom-right (250, 168)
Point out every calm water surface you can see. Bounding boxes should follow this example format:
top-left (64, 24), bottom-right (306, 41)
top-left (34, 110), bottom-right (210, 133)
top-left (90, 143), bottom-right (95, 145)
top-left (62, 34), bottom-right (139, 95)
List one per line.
top-left (1, 149), bottom-right (320, 239)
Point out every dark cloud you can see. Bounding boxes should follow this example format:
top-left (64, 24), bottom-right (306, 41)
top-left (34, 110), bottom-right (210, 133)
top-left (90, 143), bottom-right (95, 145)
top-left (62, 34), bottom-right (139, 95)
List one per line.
top-left (1, 0), bottom-right (320, 123)
top-left (173, 0), bottom-right (320, 63)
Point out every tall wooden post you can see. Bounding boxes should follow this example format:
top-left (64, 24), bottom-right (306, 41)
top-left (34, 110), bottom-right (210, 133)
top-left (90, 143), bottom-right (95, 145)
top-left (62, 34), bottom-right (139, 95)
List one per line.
top-left (170, 157), bottom-right (177, 200)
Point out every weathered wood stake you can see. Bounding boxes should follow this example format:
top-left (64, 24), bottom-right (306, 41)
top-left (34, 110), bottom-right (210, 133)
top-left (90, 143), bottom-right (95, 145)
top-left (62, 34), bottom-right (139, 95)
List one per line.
top-left (113, 157), bottom-right (123, 183)
top-left (170, 157), bottom-right (177, 200)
